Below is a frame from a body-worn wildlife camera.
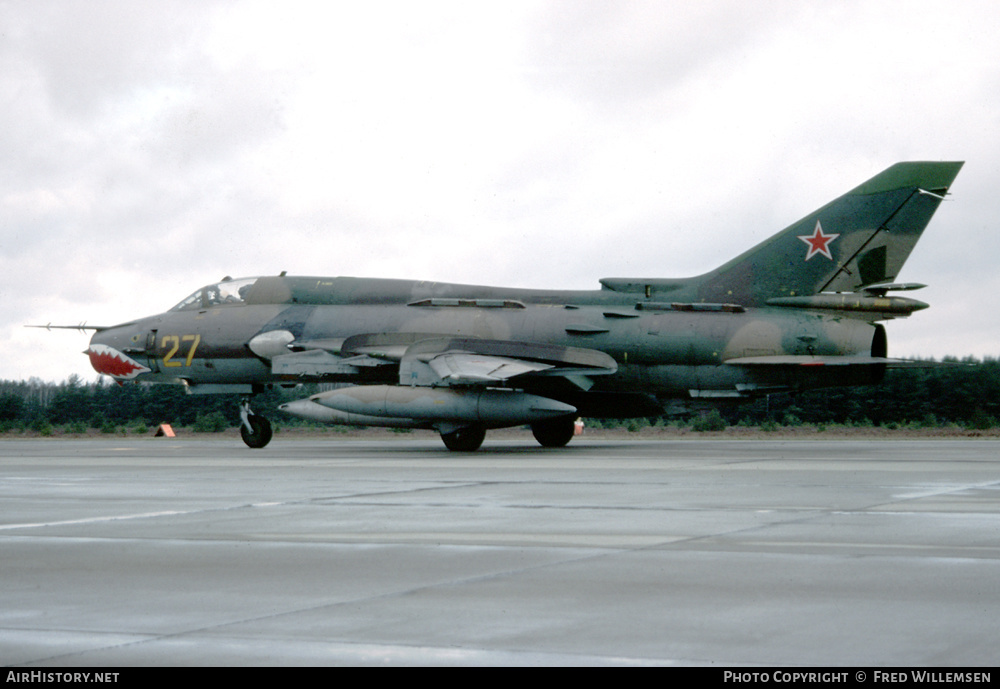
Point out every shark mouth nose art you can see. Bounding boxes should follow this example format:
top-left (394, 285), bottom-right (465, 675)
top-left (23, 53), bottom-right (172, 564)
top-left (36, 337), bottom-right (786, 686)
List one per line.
top-left (87, 344), bottom-right (151, 380)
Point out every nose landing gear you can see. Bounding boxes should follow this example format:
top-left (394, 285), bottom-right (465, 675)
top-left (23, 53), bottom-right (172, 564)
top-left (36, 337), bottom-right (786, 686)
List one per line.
top-left (240, 398), bottom-right (273, 448)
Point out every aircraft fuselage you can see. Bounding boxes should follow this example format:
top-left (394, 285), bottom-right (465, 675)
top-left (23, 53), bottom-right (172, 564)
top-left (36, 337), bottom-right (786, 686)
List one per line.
top-left (89, 277), bottom-right (882, 407)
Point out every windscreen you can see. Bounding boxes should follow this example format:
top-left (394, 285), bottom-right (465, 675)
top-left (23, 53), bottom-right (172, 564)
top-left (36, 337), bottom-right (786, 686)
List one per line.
top-left (170, 277), bottom-right (259, 311)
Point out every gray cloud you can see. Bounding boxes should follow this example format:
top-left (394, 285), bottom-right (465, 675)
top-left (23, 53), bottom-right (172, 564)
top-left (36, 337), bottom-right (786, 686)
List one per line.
top-left (3, 1), bottom-right (998, 382)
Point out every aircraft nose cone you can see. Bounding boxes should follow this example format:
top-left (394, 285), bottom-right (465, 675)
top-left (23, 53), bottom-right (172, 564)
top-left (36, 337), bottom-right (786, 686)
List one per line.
top-left (86, 328), bottom-right (152, 380)
top-left (87, 343), bottom-right (151, 380)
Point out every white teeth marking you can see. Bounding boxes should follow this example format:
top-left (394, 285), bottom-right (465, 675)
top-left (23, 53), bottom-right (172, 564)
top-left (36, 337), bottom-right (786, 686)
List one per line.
top-left (88, 344), bottom-right (151, 379)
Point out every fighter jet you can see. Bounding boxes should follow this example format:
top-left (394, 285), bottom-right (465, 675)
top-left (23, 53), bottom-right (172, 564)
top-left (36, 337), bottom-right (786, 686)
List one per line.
top-left (74, 161), bottom-right (962, 450)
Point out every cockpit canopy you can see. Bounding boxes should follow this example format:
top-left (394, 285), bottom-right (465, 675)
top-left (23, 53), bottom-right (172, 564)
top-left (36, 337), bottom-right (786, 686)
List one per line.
top-left (168, 274), bottom-right (499, 310)
top-left (170, 277), bottom-right (260, 311)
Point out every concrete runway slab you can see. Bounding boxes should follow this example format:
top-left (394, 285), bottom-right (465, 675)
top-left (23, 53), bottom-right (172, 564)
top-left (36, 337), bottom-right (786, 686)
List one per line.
top-left (1, 437), bottom-right (998, 666)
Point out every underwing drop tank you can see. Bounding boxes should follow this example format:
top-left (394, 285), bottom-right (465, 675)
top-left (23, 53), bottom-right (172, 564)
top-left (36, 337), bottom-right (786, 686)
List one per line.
top-left (282, 385), bottom-right (576, 428)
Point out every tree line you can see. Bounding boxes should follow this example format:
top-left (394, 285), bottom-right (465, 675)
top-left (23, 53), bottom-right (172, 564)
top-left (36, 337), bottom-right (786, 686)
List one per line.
top-left (0, 375), bottom-right (293, 434)
top-left (1, 356), bottom-right (998, 433)
top-left (712, 355), bottom-right (1000, 430)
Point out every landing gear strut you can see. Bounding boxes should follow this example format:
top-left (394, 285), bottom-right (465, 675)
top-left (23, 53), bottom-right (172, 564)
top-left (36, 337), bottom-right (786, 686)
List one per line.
top-left (240, 398), bottom-right (273, 449)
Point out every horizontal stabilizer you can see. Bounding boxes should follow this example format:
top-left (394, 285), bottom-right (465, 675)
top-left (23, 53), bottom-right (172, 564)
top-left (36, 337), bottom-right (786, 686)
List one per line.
top-left (765, 294), bottom-right (928, 318)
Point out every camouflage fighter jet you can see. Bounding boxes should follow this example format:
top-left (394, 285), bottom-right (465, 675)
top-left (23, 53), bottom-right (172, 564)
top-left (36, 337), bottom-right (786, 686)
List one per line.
top-left (75, 161), bottom-right (963, 450)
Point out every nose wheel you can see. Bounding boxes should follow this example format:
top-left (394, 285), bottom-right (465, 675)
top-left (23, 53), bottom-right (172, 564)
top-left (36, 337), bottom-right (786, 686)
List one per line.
top-left (240, 399), bottom-right (273, 448)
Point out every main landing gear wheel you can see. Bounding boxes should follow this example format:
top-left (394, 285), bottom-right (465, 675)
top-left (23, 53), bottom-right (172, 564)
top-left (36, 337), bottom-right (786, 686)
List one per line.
top-left (440, 425), bottom-right (487, 452)
top-left (531, 417), bottom-right (577, 448)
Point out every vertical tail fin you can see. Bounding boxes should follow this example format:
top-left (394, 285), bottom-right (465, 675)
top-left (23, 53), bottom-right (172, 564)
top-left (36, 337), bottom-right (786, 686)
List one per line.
top-left (696, 161), bottom-right (964, 306)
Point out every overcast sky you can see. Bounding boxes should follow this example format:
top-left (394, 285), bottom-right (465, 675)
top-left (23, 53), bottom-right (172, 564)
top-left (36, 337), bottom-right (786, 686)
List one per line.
top-left (3, 0), bottom-right (998, 383)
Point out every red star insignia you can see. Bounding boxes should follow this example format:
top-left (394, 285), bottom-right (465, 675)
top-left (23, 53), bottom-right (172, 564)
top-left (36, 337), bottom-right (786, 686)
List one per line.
top-left (798, 221), bottom-right (839, 261)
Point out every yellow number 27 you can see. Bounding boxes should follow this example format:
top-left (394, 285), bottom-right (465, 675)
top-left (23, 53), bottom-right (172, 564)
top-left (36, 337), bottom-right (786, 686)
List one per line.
top-left (161, 334), bottom-right (202, 367)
